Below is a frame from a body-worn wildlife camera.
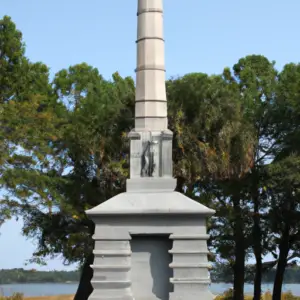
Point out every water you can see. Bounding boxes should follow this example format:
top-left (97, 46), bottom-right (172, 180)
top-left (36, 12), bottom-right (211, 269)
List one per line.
top-left (0, 283), bottom-right (300, 297)
top-left (0, 283), bottom-right (77, 297)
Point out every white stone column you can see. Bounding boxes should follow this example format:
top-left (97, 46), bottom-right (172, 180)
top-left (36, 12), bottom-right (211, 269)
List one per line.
top-left (135, 0), bottom-right (167, 131)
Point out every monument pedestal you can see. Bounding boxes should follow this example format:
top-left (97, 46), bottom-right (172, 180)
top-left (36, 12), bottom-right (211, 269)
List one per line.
top-left (86, 183), bottom-right (215, 300)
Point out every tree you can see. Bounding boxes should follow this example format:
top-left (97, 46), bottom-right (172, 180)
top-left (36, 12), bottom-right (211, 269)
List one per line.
top-left (3, 63), bottom-right (135, 300)
top-left (266, 63), bottom-right (300, 300)
top-left (167, 71), bottom-right (258, 300)
top-left (0, 16), bottom-right (53, 227)
top-left (52, 67), bottom-right (135, 300)
top-left (225, 55), bottom-right (278, 300)
top-left (266, 156), bottom-right (300, 300)
top-left (198, 55), bottom-right (277, 300)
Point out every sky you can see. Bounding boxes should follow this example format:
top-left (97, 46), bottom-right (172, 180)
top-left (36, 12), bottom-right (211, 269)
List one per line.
top-left (1, 0), bottom-right (300, 271)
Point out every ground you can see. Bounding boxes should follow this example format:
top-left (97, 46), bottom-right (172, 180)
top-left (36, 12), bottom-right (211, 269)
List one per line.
top-left (25, 296), bottom-right (73, 300)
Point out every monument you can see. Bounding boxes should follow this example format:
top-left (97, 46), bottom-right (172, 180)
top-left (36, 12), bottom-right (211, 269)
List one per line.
top-left (86, 0), bottom-right (215, 299)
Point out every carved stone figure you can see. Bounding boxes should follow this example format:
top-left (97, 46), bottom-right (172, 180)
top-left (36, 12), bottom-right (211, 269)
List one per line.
top-left (141, 140), bottom-right (155, 177)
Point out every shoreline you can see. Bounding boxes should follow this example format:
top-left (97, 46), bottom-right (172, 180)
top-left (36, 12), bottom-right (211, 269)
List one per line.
top-left (1, 283), bottom-right (299, 298)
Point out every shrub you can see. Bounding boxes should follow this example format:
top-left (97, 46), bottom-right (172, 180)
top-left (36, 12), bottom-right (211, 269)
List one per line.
top-left (215, 288), bottom-right (233, 300)
top-left (264, 290), bottom-right (272, 300)
top-left (0, 293), bottom-right (24, 300)
top-left (214, 289), bottom-right (300, 300)
top-left (282, 291), bottom-right (300, 300)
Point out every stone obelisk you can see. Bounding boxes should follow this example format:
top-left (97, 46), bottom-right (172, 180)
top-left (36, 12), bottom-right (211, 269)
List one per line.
top-left (86, 1), bottom-right (215, 299)
top-left (127, 0), bottom-right (176, 192)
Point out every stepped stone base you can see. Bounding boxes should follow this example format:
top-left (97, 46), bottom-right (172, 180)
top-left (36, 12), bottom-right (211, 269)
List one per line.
top-left (86, 189), bottom-right (215, 299)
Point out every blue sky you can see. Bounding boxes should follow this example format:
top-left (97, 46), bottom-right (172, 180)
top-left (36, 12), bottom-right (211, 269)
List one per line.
top-left (1, 0), bottom-right (300, 271)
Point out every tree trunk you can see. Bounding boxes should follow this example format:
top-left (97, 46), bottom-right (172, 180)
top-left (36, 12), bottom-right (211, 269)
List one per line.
top-left (175, 176), bottom-right (185, 193)
top-left (253, 249), bottom-right (262, 300)
top-left (74, 252), bottom-right (94, 300)
top-left (272, 226), bottom-right (290, 300)
top-left (253, 192), bottom-right (262, 300)
top-left (233, 196), bottom-right (245, 300)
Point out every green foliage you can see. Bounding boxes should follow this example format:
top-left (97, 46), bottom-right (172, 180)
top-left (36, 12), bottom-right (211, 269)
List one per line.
top-left (0, 16), bottom-right (24, 104)
top-left (0, 16), bottom-right (56, 229)
top-left (167, 72), bottom-right (252, 182)
top-left (273, 63), bottom-right (300, 159)
top-left (1, 55), bottom-right (135, 265)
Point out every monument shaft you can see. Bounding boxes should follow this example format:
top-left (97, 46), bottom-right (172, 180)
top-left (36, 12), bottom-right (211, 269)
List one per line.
top-left (127, 0), bottom-right (175, 187)
top-left (135, 0), bottom-right (167, 131)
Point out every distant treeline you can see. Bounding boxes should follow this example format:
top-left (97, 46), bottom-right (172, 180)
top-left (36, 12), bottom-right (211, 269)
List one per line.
top-left (1, 266), bottom-right (300, 284)
top-left (211, 264), bottom-right (300, 284)
top-left (0, 268), bottom-right (80, 284)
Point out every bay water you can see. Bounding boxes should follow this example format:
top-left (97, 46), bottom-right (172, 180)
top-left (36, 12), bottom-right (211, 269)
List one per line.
top-left (1, 283), bottom-right (300, 297)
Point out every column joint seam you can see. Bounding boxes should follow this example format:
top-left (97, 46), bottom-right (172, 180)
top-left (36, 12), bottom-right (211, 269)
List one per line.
top-left (137, 8), bottom-right (163, 16)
